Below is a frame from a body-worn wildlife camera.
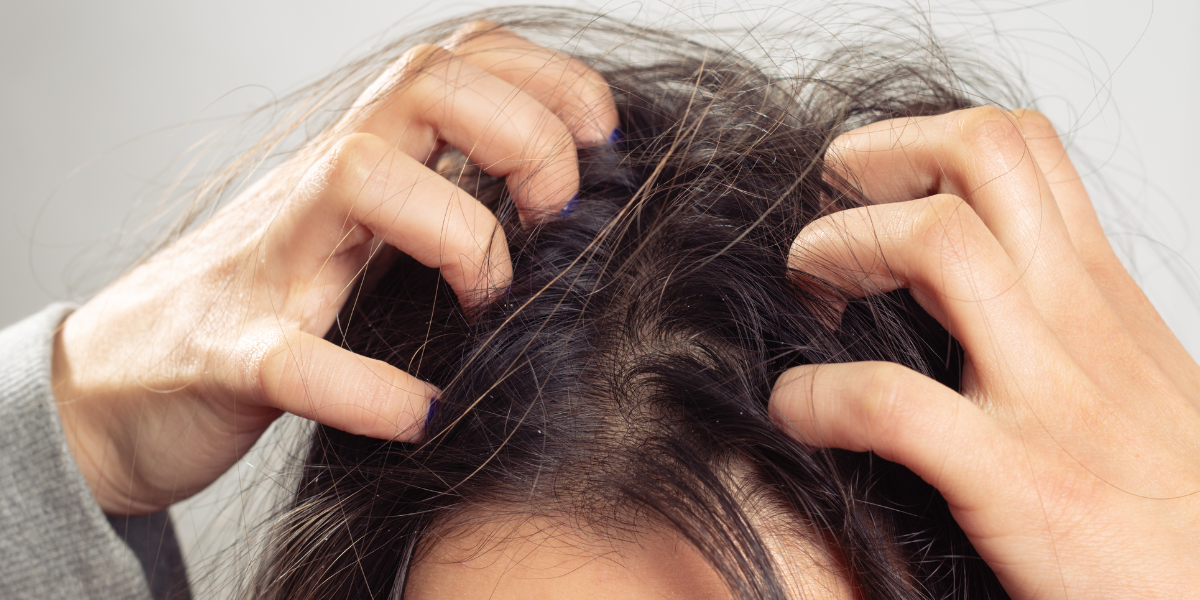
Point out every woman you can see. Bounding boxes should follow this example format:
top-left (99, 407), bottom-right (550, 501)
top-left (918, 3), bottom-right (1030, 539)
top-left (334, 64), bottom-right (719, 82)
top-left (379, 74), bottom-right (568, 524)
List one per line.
top-left (1, 7), bottom-right (1197, 600)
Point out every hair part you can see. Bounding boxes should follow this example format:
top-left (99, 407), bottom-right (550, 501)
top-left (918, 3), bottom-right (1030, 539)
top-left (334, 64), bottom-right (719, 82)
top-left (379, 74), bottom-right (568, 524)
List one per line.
top-left (234, 8), bottom-right (1017, 599)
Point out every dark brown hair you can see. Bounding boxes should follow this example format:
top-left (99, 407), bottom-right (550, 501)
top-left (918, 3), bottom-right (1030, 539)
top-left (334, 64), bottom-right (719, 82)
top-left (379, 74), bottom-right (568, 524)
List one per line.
top-left (242, 9), bottom-right (1015, 599)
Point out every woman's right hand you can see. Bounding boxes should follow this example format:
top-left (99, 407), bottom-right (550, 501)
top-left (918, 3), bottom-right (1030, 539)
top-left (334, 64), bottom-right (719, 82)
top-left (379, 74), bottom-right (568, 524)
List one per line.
top-left (772, 107), bottom-right (1200, 598)
top-left (51, 21), bottom-right (618, 516)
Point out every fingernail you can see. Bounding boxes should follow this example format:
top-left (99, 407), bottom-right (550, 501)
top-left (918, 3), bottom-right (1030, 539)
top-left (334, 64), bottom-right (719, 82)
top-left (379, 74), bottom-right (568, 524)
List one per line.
top-left (607, 127), bottom-right (623, 145)
top-left (423, 396), bottom-right (440, 431)
top-left (561, 194), bottom-right (580, 216)
top-left (487, 281), bottom-right (512, 305)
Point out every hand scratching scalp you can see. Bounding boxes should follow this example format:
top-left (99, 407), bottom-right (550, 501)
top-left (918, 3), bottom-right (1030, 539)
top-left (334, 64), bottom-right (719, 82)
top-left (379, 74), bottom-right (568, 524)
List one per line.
top-left (245, 9), bottom-right (1013, 599)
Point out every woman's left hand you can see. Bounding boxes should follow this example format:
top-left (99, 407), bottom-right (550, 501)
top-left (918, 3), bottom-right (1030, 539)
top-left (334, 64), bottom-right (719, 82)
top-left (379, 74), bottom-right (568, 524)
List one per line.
top-left (771, 107), bottom-right (1200, 599)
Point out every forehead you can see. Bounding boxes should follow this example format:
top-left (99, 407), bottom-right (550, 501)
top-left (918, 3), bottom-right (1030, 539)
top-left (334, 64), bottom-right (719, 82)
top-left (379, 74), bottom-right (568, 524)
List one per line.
top-left (403, 514), bottom-right (852, 599)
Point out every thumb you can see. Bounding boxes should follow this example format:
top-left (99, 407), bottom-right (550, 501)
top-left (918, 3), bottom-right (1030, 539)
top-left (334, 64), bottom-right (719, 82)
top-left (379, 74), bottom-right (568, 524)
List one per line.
top-left (769, 361), bottom-right (1014, 511)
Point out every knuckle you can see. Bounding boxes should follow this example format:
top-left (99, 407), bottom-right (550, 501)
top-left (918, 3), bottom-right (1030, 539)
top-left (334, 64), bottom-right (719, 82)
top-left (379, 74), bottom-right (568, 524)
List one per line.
top-left (403, 43), bottom-right (447, 63)
top-left (445, 19), bottom-right (502, 47)
top-left (957, 105), bottom-right (1015, 137)
top-left (444, 20), bottom-right (609, 114)
top-left (910, 194), bottom-right (962, 237)
top-left (323, 133), bottom-right (389, 194)
top-left (235, 327), bottom-right (291, 410)
top-left (912, 194), bottom-right (983, 261)
top-left (955, 105), bottom-right (1029, 165)
top-left (1012, 109), bottom-right (1068, 156)
top-left (398, 43), bottom-right (453, 76)
top-left (352, 45), bottom-right (446, 116)
top-left (1011, 108), bottom-right (1054, 135)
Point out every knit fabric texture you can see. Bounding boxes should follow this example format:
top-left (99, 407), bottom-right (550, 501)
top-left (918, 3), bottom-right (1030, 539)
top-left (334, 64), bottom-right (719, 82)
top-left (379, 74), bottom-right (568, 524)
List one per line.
top-left (0, 304), bottom-right (154, 599)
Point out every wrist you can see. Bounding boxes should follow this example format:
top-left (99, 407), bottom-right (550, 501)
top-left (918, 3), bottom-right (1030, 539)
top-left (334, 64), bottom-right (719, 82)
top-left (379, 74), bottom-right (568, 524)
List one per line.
top-left (51, 317), bottom-right (145, 515)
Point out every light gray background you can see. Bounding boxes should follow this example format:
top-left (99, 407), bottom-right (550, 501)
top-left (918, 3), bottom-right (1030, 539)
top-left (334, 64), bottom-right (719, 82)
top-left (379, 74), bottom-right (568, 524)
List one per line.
top-left (2, 0), bottom-right (1198, 594)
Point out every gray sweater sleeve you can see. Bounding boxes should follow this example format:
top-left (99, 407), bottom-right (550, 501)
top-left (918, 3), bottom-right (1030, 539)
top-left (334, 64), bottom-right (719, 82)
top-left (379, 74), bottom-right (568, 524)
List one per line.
top-left (0, 304), bottom-right (171, 599)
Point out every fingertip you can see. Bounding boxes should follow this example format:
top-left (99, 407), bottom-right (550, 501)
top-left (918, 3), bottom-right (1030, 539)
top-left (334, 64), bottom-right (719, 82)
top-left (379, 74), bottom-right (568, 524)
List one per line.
top-left (768, 365), bottom-right (817, 420)
top-left (439, 215), bottom-right (513, 311)
top-left (575, 120), bottom-right (620, 147)
top-left (395, 383), bottom-right (440, 443)
top-left (567, 117), bottom-right (606, 147)
top-left (563, 82), bottom-right (618, 147)
top-left (508, 150), bottom-right (580, 225)
top-left (422, 395), bottom-right (441, 432)
top-left (517, 191), bottom-right (578, 225)
top-left (473, 253), bottom-right (515, 310)
top-left (561, 193), bottom-right (580, 216)
top-left (256, 330), bottom-right (442, 442)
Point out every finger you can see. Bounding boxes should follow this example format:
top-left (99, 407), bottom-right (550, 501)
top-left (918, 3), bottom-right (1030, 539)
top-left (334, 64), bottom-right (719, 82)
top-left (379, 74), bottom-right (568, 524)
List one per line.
top-left (351, 44), bottom-right (579, 222)
top-left (769, 362), bottom-right (1016, 510)
top-left (1006, 111), bottom-right (1109, 266)
top-left (789, 194), bottom-right (1061, 380)
top-left (256, 328), bottom-right (436, 441)
top-left (1011, 111), bottom-right (1200, 395)
top-left (826, 107), bottom-right (1103, 324)
top-left (1007, 110), bottom-right (1156, 323)
top-left (277, 132), bottom-right (512, 309)
top-left (445, 21), bottom-right (618, 146)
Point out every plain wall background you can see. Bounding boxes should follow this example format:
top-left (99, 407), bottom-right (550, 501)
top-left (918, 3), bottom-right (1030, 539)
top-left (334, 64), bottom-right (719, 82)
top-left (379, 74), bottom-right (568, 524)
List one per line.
top-left (2, 0), bottom-right (1198, 593)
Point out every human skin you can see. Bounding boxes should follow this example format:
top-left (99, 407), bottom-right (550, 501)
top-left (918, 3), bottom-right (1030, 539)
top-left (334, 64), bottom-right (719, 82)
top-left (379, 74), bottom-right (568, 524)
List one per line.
top-left (48, 19), bottom-right (1200, 600)
top-left (409, 106), bottom-right (1200, 600)
top-left (772, 106), bottom-right (1200, 598)
top-left (51, 21), bottom-right (619, 516)
top-left (404, 514), bottom-right (852, 599)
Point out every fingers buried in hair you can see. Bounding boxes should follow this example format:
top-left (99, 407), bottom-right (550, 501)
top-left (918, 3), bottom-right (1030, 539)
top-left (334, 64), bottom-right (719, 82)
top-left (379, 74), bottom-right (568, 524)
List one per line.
top-left (444, 20), bottom-right (618, 146)
top-left (251, 328), bottom-right (437, 441)
top-left (788, 194), bottom-right (1063, 382)
top-left (769, 361), bottom-right (1014, 508)
top-left (825, 108), bottom-right (1104, 322)
top-left (829, 108), bottom-right (1198, 396)
top-left (278, 132), bottom-right (512, 308)
top-left (350, 44), bottom-right (579, 222)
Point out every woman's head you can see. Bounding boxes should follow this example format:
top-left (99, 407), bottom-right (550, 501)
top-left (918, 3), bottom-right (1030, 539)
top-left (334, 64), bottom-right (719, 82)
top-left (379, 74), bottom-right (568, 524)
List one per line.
top-left (245, 11), bottom-right (1007, 599)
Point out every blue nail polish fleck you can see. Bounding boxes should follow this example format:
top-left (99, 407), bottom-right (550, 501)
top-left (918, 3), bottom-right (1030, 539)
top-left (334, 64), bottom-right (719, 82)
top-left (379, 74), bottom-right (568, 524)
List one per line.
top-left (423, 396), bottom-right (440, 431)
top-left (561, 194), bottom-right (580, 216)
top-left (607, 127), bottom-right (623, 145)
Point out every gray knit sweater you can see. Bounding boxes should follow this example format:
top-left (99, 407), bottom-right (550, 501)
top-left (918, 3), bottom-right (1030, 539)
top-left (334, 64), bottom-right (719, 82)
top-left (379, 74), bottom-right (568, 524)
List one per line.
top-left (0, 305), bottom-right (189, 599)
